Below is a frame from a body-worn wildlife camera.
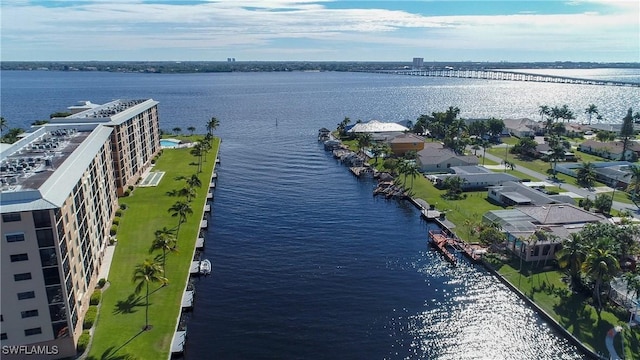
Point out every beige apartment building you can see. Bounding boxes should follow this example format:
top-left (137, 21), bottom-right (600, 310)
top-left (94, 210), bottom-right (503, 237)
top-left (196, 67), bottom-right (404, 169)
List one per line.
top-left (1, 99), bottom-right (160, 359)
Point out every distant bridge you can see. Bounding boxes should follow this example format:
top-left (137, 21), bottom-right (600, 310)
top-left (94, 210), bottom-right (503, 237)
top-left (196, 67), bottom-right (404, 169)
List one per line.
top-left (372, 69), bottom-right (640, 87)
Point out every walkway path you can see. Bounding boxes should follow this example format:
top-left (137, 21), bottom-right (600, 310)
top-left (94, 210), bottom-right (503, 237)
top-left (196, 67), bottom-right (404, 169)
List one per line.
top-left (605, 326), bottom-right (623, 360)
top-left (481, 150), bottom-right (640, 218)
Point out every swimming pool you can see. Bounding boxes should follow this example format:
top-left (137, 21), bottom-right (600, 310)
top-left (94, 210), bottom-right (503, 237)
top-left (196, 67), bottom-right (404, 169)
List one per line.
top-left (160, 139), bottom-right (181, 148)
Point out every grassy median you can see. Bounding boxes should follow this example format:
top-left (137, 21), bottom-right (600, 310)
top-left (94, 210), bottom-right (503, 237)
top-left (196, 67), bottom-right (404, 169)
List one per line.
top-left (87, 137), bottom-right (220, 360)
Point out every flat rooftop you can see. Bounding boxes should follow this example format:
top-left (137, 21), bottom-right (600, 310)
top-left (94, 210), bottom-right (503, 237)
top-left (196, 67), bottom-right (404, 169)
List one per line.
top-left (0, 128), bottom-right (91, 192)
top-left (66, 99), bottom-right (148, 120)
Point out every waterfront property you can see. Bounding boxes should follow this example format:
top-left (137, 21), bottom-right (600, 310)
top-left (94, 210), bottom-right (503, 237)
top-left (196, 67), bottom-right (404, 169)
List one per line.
top-left (487, 181), bottom-right (576, 206)
top-left (86, 139), bottom-right (219, 360)
top-left (51, 99), bottom-right (161, 196)
top-left (347, 119), bottom-right (408, 135)
top-left (415, 143), bottom-right (478, 173)
top-left (387, 133), bottom-right (426, 156)
top-left (483, 204), bottom-right (606, 262)
top-left (0, 100), bottom-right (160, 359)
top-left (430, 165), bottom-right (520, 190)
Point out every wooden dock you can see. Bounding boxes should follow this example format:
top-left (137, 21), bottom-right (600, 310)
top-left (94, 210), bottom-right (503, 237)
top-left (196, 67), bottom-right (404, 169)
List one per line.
top-left (428, 230), bottom-right (457, 265)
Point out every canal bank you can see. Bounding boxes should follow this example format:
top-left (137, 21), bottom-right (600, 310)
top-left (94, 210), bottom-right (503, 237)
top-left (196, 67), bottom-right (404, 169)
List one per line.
top-left (86, 137), bottom-right (220, 360)
top-left (324, 133), bottom-right (603, 359)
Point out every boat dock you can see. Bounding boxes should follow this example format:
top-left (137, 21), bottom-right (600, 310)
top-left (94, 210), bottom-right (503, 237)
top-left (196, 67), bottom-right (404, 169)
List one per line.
top-left (428, 230), bottom-right (457, 265)
top-left (181, 290), bottom-right (194, 310)
top-left (171, 330), bottom-right (187, 356)
top-left (195, 237), bottom-right (205, 250)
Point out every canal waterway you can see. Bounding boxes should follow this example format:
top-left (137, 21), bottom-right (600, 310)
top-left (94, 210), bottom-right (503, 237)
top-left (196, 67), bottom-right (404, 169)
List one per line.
top-left (2, 69), bottom-right (639, 359)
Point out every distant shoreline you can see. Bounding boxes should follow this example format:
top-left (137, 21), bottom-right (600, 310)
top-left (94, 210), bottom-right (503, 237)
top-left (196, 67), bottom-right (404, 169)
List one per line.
top-left (2, 60), bottom-right (639, 74)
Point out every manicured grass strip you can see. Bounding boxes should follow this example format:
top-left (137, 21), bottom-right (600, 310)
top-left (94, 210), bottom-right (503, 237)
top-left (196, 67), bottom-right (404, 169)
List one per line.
top-left (490, 256), bottom-right (640, 358)
top-left (87, 137), bottom-right (220, 360)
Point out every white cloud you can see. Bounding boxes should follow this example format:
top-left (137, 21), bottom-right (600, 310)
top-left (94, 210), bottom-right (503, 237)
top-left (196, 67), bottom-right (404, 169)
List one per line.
top-left (1, 0), bottom-right (638, 61)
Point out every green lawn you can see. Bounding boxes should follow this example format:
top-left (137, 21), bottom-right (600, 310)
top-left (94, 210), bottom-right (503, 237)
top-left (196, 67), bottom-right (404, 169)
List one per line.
top-left (399, 173), bottom-right (505, 241)
top-left (87, 137), bottom-right (220, 360)
top-left (488, 256), bottom-right (640, 358)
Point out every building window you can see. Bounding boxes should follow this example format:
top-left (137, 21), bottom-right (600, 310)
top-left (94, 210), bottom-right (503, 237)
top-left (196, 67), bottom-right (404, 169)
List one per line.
top-left (0, 333), bottom-right (6, 340)
top-left (36, 229), bottom-right (55, 248)
top-left (14, 273), bottom-right (32, 281)
top-left (10, 253), bottom-right (28, 262)
top-left (39, 248), bottom-right (58, 267)
top-left (6, 233), bottom-right (25, 243)
top-left (42, 268), bottom-right (61, 286)
top-left (21, 310), bottom-right (38, 318)
top-left (17, 291), bottom-right (35, 300)
top-left (32, 210), bottom-right (52, 228)
top-left (13, 273), bottom-right (31, 281)
top-left (24, 328), bottom-right (42, 336)
top-left (2, 213), bottom-right (21, 222)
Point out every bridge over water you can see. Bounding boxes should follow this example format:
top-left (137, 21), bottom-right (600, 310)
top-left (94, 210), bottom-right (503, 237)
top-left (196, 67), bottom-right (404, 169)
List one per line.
top-left (374, 69), bottom-right (640, 87)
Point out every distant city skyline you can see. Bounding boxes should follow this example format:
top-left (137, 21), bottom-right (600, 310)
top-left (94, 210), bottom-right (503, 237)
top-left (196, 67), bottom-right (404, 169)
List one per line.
top-left (1, 0), bottom-right (639, 62)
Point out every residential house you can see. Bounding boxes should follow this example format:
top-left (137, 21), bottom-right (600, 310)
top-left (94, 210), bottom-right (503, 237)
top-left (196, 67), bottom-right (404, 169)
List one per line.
top-left (487, 181), bottom-right (575, 206)
top-left (431, 166), bottom-right (520, 190)
top-left (388, 133), bottom-right (425, 156)
top-left (483, 204), bottom-right (606, 263)
top-left (503, 118), bottom-right (541, 138)
top-left (555, 161), bottom-right (636, 188)
top-left (535, 143), bottom-right (576, 161)
top-left (347, 120), bottom-right (409, 134)
top-left (415, 143), bottom-right (478, 173)
top-left (578, 139), bottom-right (640, 161)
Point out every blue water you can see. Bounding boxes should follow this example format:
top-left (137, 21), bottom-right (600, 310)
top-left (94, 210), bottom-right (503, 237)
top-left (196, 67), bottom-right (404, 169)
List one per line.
top-left (2, 70), bottom-right (637, 359)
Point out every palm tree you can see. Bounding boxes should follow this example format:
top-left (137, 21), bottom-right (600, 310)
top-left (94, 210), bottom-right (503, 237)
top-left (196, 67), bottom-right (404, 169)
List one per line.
top-left (186, 174), bottom-right (202, 189)
top-left (150, 228), bottom-right (178, 276)
top-left (201, 134), bottom-right (213, 162)
top-left (584, 104), bottom-right (598, 125)
top-left (582, 246), bottom-right (620, 313)
top-left (172, 127), bottom-right (182, 135)
top-left (168, 201), bottom-right (193, 236)
top-left (370, 143), bottom-right (383, 165)
top-left (132, 259), bottom-right (168, 330)
top-left (620, 108), bottom-right (634, 161)
top-left (628, 165), bottom-right (640, 206)
top-left (481, 140), bottom-right (492, 166)
top-left (178, 186), bottom-right (197, 202)
top-left (556, 233), bottom-right (587, 288)
top-left (404, 162), bottom-right (420, 193)
top-left (187, 126), bottom-right (196, 136)
top-left (538, 105), bottom-right (550, 123)
top-left (576, 162), bottom-right (596, 189)
top-left (190, 143), bottom-right (203, 173)
top-left (356, 133), bottom-right (372, 153)
top-left (0, 117), bottom-right (7, 134)
top-left (207, 117), bottom-right (220, 136)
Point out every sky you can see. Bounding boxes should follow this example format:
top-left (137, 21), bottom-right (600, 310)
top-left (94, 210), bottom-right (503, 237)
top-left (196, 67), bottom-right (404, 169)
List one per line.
top-left (1, 0), bottom-right (639, 62)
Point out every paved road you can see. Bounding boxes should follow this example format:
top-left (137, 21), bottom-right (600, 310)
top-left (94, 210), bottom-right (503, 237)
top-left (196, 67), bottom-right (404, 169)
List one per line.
top-left (481, 148), bottom-right (640, 217)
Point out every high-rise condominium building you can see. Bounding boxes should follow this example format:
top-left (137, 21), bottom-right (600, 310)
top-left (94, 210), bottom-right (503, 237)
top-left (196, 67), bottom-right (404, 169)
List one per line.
top-left (0, 99), bottom-right (160, 359)
top-left (412, 57), bottom-right (424, 69)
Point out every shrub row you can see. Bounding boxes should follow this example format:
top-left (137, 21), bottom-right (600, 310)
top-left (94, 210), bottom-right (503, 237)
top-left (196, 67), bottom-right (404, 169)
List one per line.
top-left (83, 306), bottom-right (98, 329)
top-left (90, 290), bottom-right (101, 305)
top-left (76, 330), bottom-right (90, 353)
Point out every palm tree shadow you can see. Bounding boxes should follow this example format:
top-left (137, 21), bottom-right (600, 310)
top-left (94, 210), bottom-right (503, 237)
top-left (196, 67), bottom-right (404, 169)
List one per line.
top-left (113, 294), bottom-right (145, 315)
top-left (87, 329), bottom-right (144, 360)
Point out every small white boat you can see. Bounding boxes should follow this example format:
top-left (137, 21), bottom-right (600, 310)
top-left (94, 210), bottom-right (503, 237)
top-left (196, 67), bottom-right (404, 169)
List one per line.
top-left (199, 259), bottom-right (211, 275)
